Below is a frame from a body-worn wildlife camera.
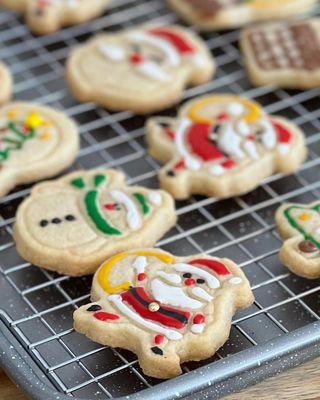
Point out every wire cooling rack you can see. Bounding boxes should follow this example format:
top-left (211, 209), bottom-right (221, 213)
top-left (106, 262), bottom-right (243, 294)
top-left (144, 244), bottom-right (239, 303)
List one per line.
top-left (0, 1), bottom-right (320, 399)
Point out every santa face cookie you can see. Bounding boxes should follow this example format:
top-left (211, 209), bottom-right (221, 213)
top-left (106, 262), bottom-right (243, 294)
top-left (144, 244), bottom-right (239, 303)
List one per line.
top-left (74, 248), bottom-right (254, 379)
top-left (0, 62), bottom-right (12, 105)
top-left (168, 0), bottom-right (317, 31)
top-left (0, 102), bottom-right (79, 197)
top-left (146, 94), bottom-right (307, 200)
top-left (66, 25), bottom-right (215, 114)
top-left (14, 170), bottom-right (176, 276)
top-left (0, 0), bottom-right (111, 35)
top-left (241, 19), bottom-right (320, 90)
top-left (276, 202), bottom-right (320, 279)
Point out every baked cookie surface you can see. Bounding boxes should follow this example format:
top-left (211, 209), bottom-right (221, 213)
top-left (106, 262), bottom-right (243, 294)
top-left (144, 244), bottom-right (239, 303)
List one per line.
top-left (0, 0), bottom-right (111, 34)
top-left (241, 18), bottom-right (320, 89)
top-left (276, 201), bottom-right (320, 279)
top-left (0, 102), bottom-right (79, 197)
top-left (74, 248), bottom-right (254, 379)
top-left (168, 0), bottom-right (317, 30)
top-left (0, 62), bottom-right (12, 105)
top-left (146, 94), bottom-right (307, 199)
top-left (66, 25), bottom-right (215, 114)
top-left (14, 170), bottom-right (177, 276)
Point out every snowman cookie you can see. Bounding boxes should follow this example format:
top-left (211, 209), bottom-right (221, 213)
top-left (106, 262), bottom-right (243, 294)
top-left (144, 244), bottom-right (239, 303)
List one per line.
top-left (0, 0), bottom-right (111, 35)
top-left (0, 62), bottom-right (12, 105)
top-left (168, 0), bottom-right (317, 31)
top-left (74, 248), bottom-right (254, 379)
top-left (146, 94), bottom-right (307, 200)
top-left (66, 25), bottom-right (215, 114)
top-left (276, 201), bottom-right (320, 279)
top-left (14, 170), bottom-right (176, 276)
top-left (0, 102), bottom-right (79, 197)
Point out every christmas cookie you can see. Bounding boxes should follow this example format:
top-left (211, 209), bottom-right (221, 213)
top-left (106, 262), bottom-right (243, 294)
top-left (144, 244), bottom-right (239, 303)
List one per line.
top-left (74, 248), bottom-right (254, 379)
top-left (0, 0), bottom-right (111, 35)
top-left (241, 19), bottom-right (320, 89)
top-left (168, 0), bottom-right (317, 31)
top-left (0, 62), bottom-right (12, 105)
top-left (66, 25), bottom-right (215, 114)
top-left (0, 102), bottom-right (79, 197)
top-left (14, 170), bottom-right (176, 276)
top-left (276, 201), bottom-right (320, 279)
top-left (146, 94), bottom-right (307, 200)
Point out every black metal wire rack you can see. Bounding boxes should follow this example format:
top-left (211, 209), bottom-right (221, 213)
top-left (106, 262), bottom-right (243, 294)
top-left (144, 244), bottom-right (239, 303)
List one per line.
top-left (0, 1), bottom-right (319, 399)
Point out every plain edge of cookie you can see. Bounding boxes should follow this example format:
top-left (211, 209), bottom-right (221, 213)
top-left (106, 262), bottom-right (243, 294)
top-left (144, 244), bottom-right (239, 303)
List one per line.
top-left (0, 62), bottom-right (13, 106)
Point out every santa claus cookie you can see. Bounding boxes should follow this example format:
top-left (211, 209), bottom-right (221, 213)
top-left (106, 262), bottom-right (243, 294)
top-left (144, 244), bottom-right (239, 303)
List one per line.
top-left (14, 170), bottom-right (176, 276)
top-left (0, 0), bottom-right (111, 35)
top-left (0, 102), bottom-right (79, 197)
top-left (276, 201), bottom-right (320, 279)
top-left (66, 25), bottom-right (215, 114)
top-left (168, 0), bottom-right (317, 31)
top-left (241, 19), bottom-right (320, 90)
top-left (0, 62), bottom-right (12, 105)
top-left (146, 94), bottom-right (307, 200)
top-left (74, 248), bottom-right (254, 379)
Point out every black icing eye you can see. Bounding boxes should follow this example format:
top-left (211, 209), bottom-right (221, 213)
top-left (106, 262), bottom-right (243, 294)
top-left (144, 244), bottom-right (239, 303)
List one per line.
top-left (87, 304), bottom-right (102, 312)
top-left (212, 124), bottom-right (221, 134)
top-left (65, 214), bottom-right (76, 222)
top-left (52, 218), bottom-right (61, 224)
top-left (183, 273), bottom-right (192, 279)
top-left (40, 219), bottom-right (48, 227)
top-left (197, 278), bottom-right (205, 284)
top-left (131, 44), bottom-right (140, 53)
top-left (150, 55), bottom-right (164, 64)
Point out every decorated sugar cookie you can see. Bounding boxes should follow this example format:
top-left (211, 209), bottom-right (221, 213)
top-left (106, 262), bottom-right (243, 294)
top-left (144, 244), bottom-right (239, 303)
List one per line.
top-left (0, 102), bottom-right (79, 197)
top-left (146, 94), bottom-right (307, 199)
top-left (276, 201), bottom-right (320, 279)
top-left (0, 0), bottom-right (111, 35)
top-left (0, 62), bottom-right (12, 105)
top-left (74, 248), bottom-right (254, 378)
top-left (168, 0), bottom-right (317, 31)
top-left (14, 170), bottom-right (176, 276)
top-left (66, 25), bottom-right (215, 114)
top-left (241, 19), bottom-right (320, 90)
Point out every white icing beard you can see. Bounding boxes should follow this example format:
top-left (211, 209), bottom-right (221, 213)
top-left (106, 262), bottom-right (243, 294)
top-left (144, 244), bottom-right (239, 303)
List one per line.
top-left (136, 61), bottom-right (171, 82)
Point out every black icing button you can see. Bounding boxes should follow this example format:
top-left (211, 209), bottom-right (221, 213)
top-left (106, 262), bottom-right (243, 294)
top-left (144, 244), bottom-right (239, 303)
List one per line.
top-left (65, 214), bottom-right (76, 221)
top-left (87, 304), bottom-right (102, 312)
top-left (151, 346), bottom-right (163, 356)
top-left (167, 170), bottom-right (175, 177)
top-left (40, 220), bottom-right (49, 227)
top-left (52, 218), bottom-right (62, 224)
top-left (197, 278), bottom-right (205, 284)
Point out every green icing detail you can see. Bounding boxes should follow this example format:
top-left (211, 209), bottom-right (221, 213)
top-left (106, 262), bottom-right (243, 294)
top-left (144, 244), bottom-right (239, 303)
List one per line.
top-left (283, 204), bottom-right (320, 248)
top-left (94, 174), bottom-right (106, 187)
top-left (85, 190), bottom-right (122, 235)
top-left (71, 178), bottom-right (86, 189)
top-left (133, 193), bottom-right (149, 215)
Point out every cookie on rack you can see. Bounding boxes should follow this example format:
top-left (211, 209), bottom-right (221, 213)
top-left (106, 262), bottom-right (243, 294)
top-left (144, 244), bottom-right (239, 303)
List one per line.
top-left (0, 102), bottom-right (79, 197)
top-left (14, 170), bottom-right (177, 276)
top-left (0, 0), bottom-right (111, 35)
top-left (276, 201), bottom-right (320, 279)
top-left (146, 94), bottom-right (307, 199)
top-left (0, 62), bottom-right (12, 105)
top-left (74, 248), bottom-right (254, 379)
top-left (66, 25), bottom-right (215, 114)
top-left (168, 0), bottom-right (317, 31)
top-left (241, 18), bottom-right (320, 89)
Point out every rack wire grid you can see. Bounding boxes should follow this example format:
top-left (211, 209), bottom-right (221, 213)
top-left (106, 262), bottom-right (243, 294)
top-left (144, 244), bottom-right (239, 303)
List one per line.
top-left (0, 1), bottom-right (320, 399)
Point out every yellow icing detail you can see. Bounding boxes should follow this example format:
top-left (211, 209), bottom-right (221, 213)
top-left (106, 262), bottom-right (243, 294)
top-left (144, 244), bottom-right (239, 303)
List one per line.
top-left (251, 0), bottom-right (293, 9)
top-left (7, 110), bottom-right (17, 119)
top-left (97, 250), bottom-right (174, 294)
top-left (188, 96), bottom-right (261, 125)
top-left (40, 132), bottom-right (51, 140)
top-left (42, 120), bottom-right (52, 127)
top-left (25, 112), bottom-right (44, 129)
top-left (299, 213), bottom-right (311, 221)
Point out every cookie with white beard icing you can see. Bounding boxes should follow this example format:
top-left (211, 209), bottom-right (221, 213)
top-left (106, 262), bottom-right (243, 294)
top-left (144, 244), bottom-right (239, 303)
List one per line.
top-left (146, 93), bottom-right (307, 199)
top-left (73, 248), bottom-right (254, 379)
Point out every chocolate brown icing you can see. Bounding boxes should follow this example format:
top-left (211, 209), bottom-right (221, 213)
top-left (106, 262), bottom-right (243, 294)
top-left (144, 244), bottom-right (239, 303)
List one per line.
top-left (184, 0), bottom-right (240, 15)
top-left (298, 240), bottom-right (319, 253)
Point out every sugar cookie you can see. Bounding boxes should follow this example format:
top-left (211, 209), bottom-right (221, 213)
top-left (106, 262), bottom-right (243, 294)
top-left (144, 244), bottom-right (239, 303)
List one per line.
top-left (0, 62), bottom-right (12, 105)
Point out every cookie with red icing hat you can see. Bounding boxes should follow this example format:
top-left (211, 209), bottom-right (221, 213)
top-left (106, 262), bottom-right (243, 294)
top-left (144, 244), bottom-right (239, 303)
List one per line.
top-left (276, 201), bottom-right (320, 279)
top-left (73, 248), bottom-right (254, 379)
top-left (0, 62), bottom-right (12, 105)
top-left (0, 0), bottom-right (111, 35)
top-left (146, 93), bottom-right (307, 199)
top-left (66, 25), bottom-right (215, 114)
top-left (168, 0), bottom-right (317, 31)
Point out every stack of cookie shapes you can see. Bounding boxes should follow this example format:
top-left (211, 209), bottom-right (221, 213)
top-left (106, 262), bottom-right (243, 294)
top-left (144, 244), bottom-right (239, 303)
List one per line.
top-left (66, 25), bottom-right (216, 114)
top-left (0, 62), bottom-right (12, 105)
top-left (0, 102), bottom-right (79, 197)
top-left (73, 248), bottom-right (254, 379)
top-left (276, 201), bottom-right (320, 279)
top-left (0, 0), bottom-right (111, 35)
top-left (167, 0), bottom-right (317, 31)
top-left (146, 94), bottom-right (307, 200)
top-left (241, 18), bottom-right (320, 90)
top-left (13, 170), bottom-right (177, 276)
